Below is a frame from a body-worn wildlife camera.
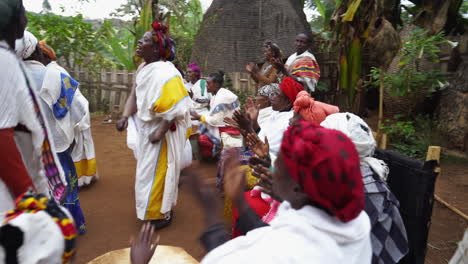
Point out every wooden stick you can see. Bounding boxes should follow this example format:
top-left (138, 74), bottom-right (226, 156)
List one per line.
top-left (425, 146), bottom-right (468, 221)
top-left (377, 65), bottom-right (384, 135)
top-left (434, 194), bottom-right (468, 221)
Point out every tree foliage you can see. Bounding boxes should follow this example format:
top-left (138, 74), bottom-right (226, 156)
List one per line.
top-left (368, 29), bottom-right (446, 97)
top-left (111, 0), bottom-right (203, 69)
top-left (27, 12), bottom-right (116, 73)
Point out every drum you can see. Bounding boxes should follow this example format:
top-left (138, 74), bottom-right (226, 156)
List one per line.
top-left (88, 246), bottom-right (199, 264)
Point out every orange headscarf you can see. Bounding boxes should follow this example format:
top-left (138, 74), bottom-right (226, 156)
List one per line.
top-left (293, 91), bottom-right (339, 124)
top-left (39, 40), bottom-right (57, 61)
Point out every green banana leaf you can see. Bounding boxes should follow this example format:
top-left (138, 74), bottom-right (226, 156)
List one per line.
top-left (133, 0), bottom-right (154, 66)
top-left (342, 0), bottom-right (363, 22)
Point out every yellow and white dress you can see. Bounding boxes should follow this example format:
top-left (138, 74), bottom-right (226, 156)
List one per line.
top-left (132, 61), bottom-right (191, 221)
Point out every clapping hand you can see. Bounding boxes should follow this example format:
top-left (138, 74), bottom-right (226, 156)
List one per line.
top-left (180, 164), bottom-right (222, 227)
top-left (233, 110), bottom-right (254, 135)
top-left (130, 222), bottom-right (159, 264)
top-left (270, 57), bottom-right (285, 70)
top-left (245, 133), bottom-right (269, 159)
top-left (245, 62), bottom-right (258, 73)
top-left (244, 98), bottom-right (259, 123)
top-left (223, 149), bottom-right (247, 205)
top-left (251, 164), bottom-right (279, 201)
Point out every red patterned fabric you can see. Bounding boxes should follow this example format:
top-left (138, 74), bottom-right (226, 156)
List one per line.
top-left (219, 126), bottom-right (241, 135)
top-left (279, 77), bottom-right (304, 103)
top-left (280, 120), bottom-right (364, 222)
top-left (151, 21), bottom-right (173, 60)
top-left (232, 192), bottom-right (270, 238)
top-left (198, 134), bottom-right (214, 158)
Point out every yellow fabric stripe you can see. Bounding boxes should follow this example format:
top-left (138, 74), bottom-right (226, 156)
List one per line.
top-left (145, 138), bottom-right (168, 220)
top-left (186, 127), bottom-right (192, 140)
top-left (200, 115), bottom-right (206, 123)
top-left (74, 158), bottom-right (97, 178)
top-left (152, 76), bottom-right (189, 113)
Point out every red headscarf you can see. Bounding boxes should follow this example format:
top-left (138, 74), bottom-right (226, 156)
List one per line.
top-left (280, 120), bottom-right (364, 222)
top-left (279, 77), bottom-right (304, 102)
top-left (293, 91), bottom-right (339, 123)
top-left (151, 21), bottom-right (175, 60)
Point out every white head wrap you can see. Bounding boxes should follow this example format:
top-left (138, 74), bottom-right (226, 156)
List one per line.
top-left (320, 112), bottom-right (389, 181)
top-left (15, 30), bottom-right (38, 59)
top-left (258, 83), bottom-right (280, 98)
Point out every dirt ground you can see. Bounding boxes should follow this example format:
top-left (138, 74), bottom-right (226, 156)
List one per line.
top-left (74, 116), bottom-right (467, 264)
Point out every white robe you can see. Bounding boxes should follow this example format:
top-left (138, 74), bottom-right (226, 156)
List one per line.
top-left (133, 61), bottom-right (191, 220)
top-left (42, 62), bottom-right (98, 187)
top-left (202, 88), bottom-right (242, 149)
top-left (186, 79), bottom-right (211, 116)
top-left (257, 106), bottom-right (274, 128)
top-left (0, 42), bottom-right (66, 220)
top-left (258, 110), bottom-right (294, 163)
top-left (202, 202), bottom-right (372, 264)
top-left (39, 62), bottom-right (87, 153)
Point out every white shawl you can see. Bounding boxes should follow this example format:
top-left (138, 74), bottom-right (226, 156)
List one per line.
top-left (258, 110), bottom-right (294, 163)
top-left (202, 202), bottom-right (372, 264)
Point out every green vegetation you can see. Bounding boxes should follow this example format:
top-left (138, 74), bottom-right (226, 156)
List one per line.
top-left (27, 13), bottom-right (116, 73)
top-left (381, 115), bottom-right (434, 160)
top-left (368, 29), bottom-right (446, 97)
top-left (28, 0), bottom-right (204, 72)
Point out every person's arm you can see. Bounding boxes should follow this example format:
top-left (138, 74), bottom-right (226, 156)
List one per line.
top-left (0, 128), bottom-right (35, 197)
top-left (116, 83), bottom-right (137, 131)
top-left (250, 66), bottom-right (279, 86)
top-left (148, 119), bottom-right (175, 144)
top-left (233, 195), bottom-right (269, 235)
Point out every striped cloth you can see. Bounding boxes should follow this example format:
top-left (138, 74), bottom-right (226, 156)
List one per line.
top-left (362, 166), bottom-right (409, 264)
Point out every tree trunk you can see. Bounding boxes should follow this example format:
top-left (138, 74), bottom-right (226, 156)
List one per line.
top-left (190, 0), bottom-right (310, 74)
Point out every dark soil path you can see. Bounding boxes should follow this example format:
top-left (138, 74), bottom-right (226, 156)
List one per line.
top-left (74, 116), bottom-right (467, 264)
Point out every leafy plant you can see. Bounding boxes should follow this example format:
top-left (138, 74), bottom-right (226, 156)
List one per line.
top-left (27, 12), bottom-right (116, 73)
top-left (368, 29), bottom-right (446, 97)
top-left (381, 115), bottom-right (434, 160)
top-left (111, 0), bottom-right (204, 69)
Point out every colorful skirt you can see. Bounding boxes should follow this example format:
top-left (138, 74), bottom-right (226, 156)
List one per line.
top-left (58, 148), bottom-right (86, 234)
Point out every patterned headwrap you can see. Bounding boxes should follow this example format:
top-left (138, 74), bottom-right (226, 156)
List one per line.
top-left (188, 62), bottom-right (201, 76)
top-left (39, 40), bottom-right (57, 61)
top-left (258, 83), bottom-right (280, 98)
top-left (321, 113), bottom-right (389, 181)
top-left (15, 30), bottom-right (38, 59)
top-left (1, 192), bottom-right (77, 264)
top-left (280, 120), bottom-right (365, 222)
top-left (279, 77), bottom-right (304, 103)
top-left (151, 21), bottom-right (176, 61)
top-left (293, 91), bottom-right (339, 124)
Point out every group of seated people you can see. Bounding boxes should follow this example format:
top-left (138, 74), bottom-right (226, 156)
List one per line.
top-left (176, 33), bottom-right (410, 264)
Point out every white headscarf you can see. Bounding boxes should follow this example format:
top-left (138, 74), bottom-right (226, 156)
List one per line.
top-left (321, 112), bottom-right (389, 181)
top-left (15, 30), bottom-right (38, 59)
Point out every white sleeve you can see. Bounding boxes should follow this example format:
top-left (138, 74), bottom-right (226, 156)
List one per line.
top-left (0, 51), bottom-right (27, 129)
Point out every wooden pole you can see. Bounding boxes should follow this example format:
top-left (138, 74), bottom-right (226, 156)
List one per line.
top-left (434, 194), bottom-right (468, 221)
top-left (377, 66), bottom-right (384, 135)
top-left (425, 146), bottom-right (467, 221)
